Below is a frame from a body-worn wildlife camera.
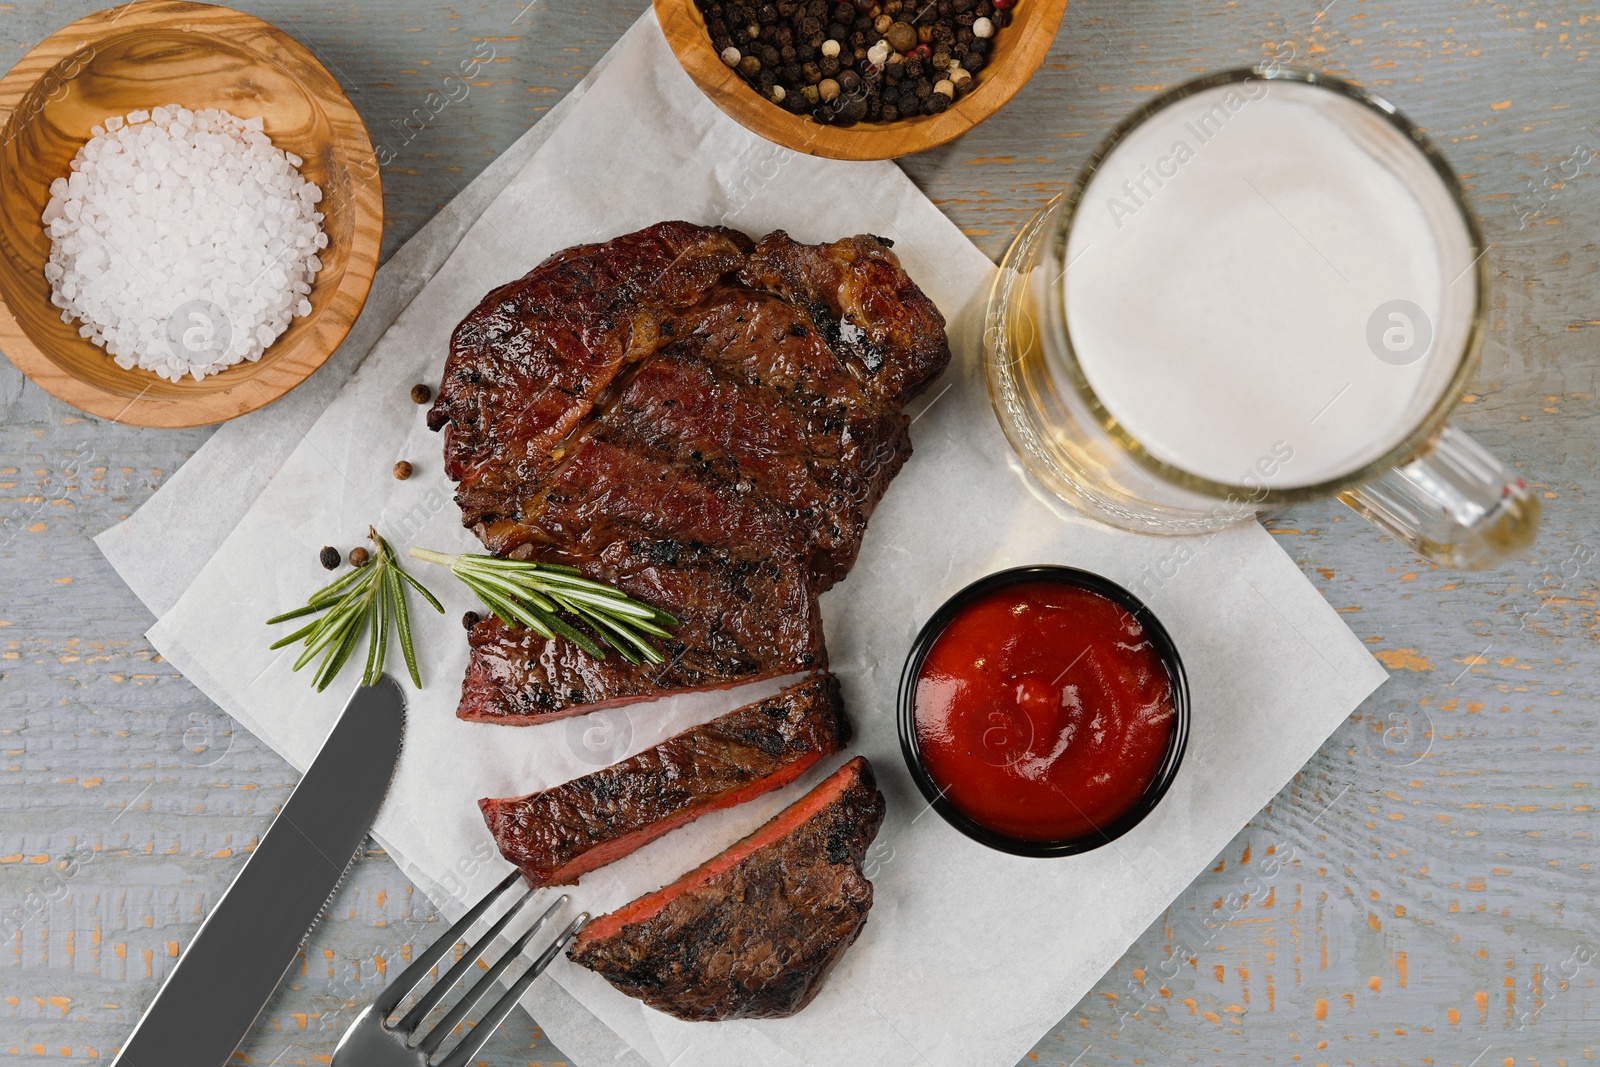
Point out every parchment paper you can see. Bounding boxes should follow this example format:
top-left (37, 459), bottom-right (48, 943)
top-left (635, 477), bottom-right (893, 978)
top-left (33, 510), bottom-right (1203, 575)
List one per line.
top-left (119, 13), bottom-right (1386, 1067)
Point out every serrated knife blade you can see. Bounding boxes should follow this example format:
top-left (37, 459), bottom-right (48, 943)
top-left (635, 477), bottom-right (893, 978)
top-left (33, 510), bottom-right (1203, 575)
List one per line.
top-left (110, 675), bottom-right (406, 1067)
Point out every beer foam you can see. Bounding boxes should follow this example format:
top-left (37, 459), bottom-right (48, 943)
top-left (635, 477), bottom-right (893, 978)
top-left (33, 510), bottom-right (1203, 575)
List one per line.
top-left (1063, 79), bottom-right (1476, 489)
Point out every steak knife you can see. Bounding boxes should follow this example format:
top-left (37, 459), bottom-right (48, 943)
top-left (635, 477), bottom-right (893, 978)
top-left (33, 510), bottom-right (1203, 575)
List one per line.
top-left (110, 676), bottom-right (406, 1067)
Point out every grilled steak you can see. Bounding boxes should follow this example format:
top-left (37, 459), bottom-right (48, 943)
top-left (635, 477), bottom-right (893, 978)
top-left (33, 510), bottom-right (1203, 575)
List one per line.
top-left (430, 222), bottom-right (950, 721)
top-left (567, 755), bottom-right (886, 1021)
top-left (481, 674), bottom-right (849, 887)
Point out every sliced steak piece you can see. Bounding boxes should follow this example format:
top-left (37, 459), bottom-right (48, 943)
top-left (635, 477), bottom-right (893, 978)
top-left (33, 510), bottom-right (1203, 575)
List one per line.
top-left (456, 536), bottom-right (824, 725)
top-left (567, 755), bottom-right (886, 1022)
top-left (480, 674), bottom-right (849, 887)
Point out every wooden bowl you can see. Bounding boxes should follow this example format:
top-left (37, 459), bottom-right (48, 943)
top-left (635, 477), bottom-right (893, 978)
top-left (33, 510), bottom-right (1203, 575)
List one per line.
top-left (654, 0), bottom-right (1067, 160)
top-left (0, 2), bottom-right (381, 428)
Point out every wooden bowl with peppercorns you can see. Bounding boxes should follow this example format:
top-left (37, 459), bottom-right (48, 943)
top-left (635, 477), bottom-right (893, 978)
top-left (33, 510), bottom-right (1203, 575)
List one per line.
top-left (656, 0), bottom-right (1066, 160)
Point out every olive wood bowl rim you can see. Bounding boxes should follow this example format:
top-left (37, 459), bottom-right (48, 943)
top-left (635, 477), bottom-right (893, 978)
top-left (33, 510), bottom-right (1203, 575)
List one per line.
top-left (653, 0), bottom-right (1069, 161)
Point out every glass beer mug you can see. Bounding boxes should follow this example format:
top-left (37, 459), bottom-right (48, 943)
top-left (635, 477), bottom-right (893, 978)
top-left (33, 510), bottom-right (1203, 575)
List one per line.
top-left (986, 68), bottom-right (1539, 569)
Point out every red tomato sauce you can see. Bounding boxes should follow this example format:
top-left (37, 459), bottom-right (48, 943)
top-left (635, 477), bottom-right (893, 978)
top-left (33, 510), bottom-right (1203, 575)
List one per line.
top-left (912, 579), bottom-right (1177, 843)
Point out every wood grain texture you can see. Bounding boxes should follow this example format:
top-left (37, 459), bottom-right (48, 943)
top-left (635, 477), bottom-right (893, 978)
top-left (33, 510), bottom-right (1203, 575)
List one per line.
top-left (0, 1), bottom-right (382, 428)
top-left (2, 1), bottom-right (1598, 1065)
top-left (653, 0), bottom-right (1069, 160)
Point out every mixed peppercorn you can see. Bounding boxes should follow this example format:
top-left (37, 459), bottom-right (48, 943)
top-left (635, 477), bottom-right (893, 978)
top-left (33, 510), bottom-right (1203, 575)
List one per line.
top-left (696, 0), bottom-right (1014, 125)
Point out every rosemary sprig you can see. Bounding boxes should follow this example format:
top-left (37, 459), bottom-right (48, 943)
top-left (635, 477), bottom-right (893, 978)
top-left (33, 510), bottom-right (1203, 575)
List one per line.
top-left (408, 547), bottom-right (677, 664)
top-left (268, 528), bottom-right (444, 691)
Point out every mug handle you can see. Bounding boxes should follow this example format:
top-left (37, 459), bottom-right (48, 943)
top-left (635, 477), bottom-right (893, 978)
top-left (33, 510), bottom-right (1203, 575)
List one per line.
top-left (1338, 424), bottom-right (1541, 570)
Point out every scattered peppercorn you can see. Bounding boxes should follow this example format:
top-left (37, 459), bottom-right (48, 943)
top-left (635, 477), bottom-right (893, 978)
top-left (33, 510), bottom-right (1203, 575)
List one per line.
top-left (349, 546), bottom-right (371, 567)
top-left (695, 0), bottom-right (1008, 124)
top-left (393, 460), bottom-right (413, 480)
top-left (319, 545), bottom-right (341, 570)
top-left (410, 383), bottom-right (432, 404)
top-left (462, 610), bottom-right (482, 630)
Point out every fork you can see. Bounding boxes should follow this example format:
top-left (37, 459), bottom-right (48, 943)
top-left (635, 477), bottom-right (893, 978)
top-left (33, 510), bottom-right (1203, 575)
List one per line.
top-left (332, 870), bottom-right (588, 1067)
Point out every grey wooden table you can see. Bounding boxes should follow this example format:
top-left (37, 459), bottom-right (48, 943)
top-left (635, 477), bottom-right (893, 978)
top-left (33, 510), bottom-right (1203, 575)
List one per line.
top-left (3, 1), bottom-right (1597, 1064)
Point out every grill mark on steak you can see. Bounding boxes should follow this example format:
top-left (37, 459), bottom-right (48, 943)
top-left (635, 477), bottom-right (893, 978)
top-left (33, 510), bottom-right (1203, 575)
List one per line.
top-left (599, 357), bottom-right (910, 586)
top-left (480, 674), bottom-right (849, 887)
top-left (431, 222), bottom-right (950, 721)
top-left (567, 756), bottom-right (886, 1021)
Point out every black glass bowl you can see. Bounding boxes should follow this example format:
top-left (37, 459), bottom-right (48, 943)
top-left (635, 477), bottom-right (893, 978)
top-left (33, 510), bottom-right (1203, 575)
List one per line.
top-left (896, 565), bottom-right (1190, 857)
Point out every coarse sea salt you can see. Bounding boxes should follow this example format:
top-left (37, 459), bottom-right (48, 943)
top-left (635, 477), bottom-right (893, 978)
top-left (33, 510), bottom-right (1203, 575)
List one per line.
top-left (41, 104), bottom-right (329, 383)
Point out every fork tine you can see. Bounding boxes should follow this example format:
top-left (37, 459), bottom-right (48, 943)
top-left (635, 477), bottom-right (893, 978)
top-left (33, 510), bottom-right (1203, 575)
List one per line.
top-left (433, 912), bottom-right (590, 1067)
top-left (371, 870), bottom-right (521, 1017)
top-left (415, 895), bottom-right (570, 1057)
top-left (394, 884), bottom-right (540, 1039)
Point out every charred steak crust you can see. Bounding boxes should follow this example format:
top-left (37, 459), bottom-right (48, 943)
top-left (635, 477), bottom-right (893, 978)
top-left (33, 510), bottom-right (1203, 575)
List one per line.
top-left (567, 756), bottom-right (887, 1022)
top-left (431, 222), bottom-right (951, 722)
top-left (480, 674), bottom-right (850, 887)
top-left (738, 231), bottom-right (952, 410)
